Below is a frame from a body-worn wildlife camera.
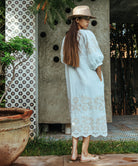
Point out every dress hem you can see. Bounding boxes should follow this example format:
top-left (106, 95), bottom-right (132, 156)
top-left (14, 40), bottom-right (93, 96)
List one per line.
top-left (71, 133), bottom-right (108, 138)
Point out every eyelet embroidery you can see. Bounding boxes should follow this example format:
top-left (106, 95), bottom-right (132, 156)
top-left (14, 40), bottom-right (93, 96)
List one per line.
top-left (70, 95), bottom-right (107, 137)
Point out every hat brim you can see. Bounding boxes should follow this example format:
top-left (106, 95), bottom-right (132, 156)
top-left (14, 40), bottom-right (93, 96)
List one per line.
top-left (68, 14), bottom-right (96, 20)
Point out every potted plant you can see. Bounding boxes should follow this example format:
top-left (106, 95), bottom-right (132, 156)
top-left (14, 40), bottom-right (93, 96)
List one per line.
top-left (0, 33), bottom-right (34, 166)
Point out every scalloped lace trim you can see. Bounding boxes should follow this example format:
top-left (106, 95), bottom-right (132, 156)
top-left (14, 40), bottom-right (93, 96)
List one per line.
top-left (72, 132), bottom-right (108, 138)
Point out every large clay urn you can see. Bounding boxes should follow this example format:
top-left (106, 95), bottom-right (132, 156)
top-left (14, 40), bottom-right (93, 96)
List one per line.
top-left (0, 107), bottom-right (33, 166)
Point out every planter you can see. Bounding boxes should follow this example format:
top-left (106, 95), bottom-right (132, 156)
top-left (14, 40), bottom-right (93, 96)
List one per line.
top-left (0, 107), bottom-right (33, 166)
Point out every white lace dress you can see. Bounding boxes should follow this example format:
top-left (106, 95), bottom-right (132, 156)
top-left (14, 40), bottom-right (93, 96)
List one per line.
top-left (60, 29), bottom-right (107, 138)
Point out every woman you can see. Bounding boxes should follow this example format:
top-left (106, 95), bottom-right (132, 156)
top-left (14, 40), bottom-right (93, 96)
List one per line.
top-left (60, 5), bottom-right (107, 162)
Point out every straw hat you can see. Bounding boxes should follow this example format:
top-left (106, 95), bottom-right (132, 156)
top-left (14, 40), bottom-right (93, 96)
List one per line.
top-left (68, 5), bottom-right (96, 20)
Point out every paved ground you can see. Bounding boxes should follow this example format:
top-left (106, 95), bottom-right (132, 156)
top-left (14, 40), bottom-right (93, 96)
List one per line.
top-left (12, 115), bottom-right (138, 166)
top-left (41, 115), bottom-right (138, 141)
top-left (12, 154), bottom-right (138, 166)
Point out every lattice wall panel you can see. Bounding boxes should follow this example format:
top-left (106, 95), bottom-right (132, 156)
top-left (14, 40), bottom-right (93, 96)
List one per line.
top-left (5, 0), bottom-right (37, 138)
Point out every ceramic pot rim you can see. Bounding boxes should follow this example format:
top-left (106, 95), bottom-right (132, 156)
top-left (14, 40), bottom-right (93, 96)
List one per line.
top-left (0, 107), bottom-right (33, 121)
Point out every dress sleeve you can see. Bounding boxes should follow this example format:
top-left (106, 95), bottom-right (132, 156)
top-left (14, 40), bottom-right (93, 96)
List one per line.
top-left (60, 36), bottom-right (65, 64)
top-left (85, 30), bottom-right (104, 70)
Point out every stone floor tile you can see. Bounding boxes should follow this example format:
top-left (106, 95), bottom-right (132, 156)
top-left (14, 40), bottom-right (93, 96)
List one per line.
top-left (12, 154), bottom-right (138, 166)
top-left (64, 154), bottom-right (138, 166)
top-left (12, 156), bottom-right (64, 166)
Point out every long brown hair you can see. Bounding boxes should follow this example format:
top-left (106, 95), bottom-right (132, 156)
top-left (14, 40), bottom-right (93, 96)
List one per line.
top-left (63, 19), bottom-right (79, 67)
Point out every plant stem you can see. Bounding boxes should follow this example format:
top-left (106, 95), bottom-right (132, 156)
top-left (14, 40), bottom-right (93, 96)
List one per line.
top-left (0, 57), bottom-right (30, 104)
top-left (0, 66), bottom-right (15, 104)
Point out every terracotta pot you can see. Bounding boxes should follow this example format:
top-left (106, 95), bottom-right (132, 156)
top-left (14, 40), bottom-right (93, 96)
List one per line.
top-left (0, 107), bottom-right (33, 166)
